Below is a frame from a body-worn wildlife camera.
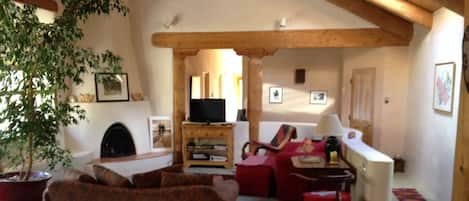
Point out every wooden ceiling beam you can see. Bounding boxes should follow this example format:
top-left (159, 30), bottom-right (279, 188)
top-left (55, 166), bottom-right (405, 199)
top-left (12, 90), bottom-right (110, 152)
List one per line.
top-left (408, 0), bottom-right (463, 16)
top-left (441, 0), bottom-right (464, 16)
top-left (14, 0), bottom-right (58, 12)
top-left (326, 0), bottom-right (413, 40)
top-left (152, 29), bottom-right (410, 49)
top-left (365, 0), bottom-right (433, 28)
top-left (407, 0), bottom-right (442, 12)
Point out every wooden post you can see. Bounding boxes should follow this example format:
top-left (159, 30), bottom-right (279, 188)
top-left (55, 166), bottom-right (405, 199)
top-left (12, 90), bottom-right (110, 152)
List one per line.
top-left (173, 48), bottom-right (199, 164)
top-left (235, 49), bottom-right (276, 149)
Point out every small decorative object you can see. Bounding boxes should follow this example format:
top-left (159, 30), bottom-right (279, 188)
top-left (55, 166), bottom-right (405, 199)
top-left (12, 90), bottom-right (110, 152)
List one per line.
top-left (148, 116), bottom-right (173, 152)
top-left (269, 87), bottom-right (283, 104)
top-left (301, 138), bottom-right (315, 153)
top-left (433, 62), bottom-right (455, 113)
top-left (95, 73), bottom-right (129, 102)
top-left (78, 93), bottom-right (95, 103)
top-left (316, 114), bottom-right (345, 163)
top-left (310, 90), bottom-right (327, 105)
top-left (67, 95), bottom-right (77, 103)
top-left (131, 93), bottom-right (144, 101)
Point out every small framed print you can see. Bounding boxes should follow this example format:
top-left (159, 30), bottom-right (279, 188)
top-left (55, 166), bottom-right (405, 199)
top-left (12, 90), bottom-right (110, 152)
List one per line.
top-left (269, 87), bottom-right (283, 104)
top-left (433, 62), bottom-right (455, 113)
top-left (95, 73), bottom-right (129, 102)
top-left (310, 90), bottom-right (327, 105)
top-left (148, 116), bottom-right (173, 152)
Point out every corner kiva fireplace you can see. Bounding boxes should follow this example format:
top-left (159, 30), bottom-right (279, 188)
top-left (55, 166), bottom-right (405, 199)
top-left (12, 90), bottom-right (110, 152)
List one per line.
top-left (100, 123), bottom-right (136, 158)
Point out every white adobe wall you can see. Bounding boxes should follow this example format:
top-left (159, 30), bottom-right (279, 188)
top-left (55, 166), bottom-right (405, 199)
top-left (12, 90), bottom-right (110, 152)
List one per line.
top-left (342, 47), bottom-right (410, 157)
top-left (405, 8), bottom-right (464, 201)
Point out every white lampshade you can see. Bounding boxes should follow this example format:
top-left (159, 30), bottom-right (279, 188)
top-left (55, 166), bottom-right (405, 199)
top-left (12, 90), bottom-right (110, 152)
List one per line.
top-left (315, 114), bottom-right (345, 137)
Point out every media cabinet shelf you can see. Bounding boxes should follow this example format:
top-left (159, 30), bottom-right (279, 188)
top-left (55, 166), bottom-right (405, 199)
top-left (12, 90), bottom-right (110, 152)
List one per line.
top-left (182, 122), bottom-right (233, 168)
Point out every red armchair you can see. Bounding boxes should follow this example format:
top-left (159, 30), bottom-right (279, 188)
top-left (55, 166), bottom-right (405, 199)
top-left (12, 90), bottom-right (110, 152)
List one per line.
top-left (241, 124), bottom-right (297, 160)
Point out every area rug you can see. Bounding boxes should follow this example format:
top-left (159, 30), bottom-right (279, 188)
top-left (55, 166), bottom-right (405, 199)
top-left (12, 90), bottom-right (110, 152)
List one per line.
top-left (392, 188), bottom-right (426, 201)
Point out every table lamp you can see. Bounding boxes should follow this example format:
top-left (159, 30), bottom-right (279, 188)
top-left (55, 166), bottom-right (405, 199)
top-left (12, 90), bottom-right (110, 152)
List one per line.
top-left (315, 114), bottom-right (346, 163)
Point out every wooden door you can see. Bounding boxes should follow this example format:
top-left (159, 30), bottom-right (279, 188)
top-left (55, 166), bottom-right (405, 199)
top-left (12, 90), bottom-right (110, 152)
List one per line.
top-left (350, 68), bottom-right (376, 147)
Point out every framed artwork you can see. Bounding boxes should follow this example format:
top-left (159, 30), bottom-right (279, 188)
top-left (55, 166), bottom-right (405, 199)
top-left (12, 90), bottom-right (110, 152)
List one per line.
top-left (95, 73), bottom-right (129, 102)
top-left (148, 116), bottom-right (173, 152)
top-left (269, 87), bottom-right (283, 104)
top-left (433, 62), bottom-right (455, 113)
top-left (310, 90), bottom-right (327, 105)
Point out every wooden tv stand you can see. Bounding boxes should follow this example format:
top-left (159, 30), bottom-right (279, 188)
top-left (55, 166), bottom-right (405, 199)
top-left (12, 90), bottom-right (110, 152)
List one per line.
top-left (182, 122), bottom-right (233, 168)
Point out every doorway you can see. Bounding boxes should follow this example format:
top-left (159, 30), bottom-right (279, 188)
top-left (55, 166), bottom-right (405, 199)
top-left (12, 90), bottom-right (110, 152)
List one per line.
top-left (350, 68), bottom-right (376, 147)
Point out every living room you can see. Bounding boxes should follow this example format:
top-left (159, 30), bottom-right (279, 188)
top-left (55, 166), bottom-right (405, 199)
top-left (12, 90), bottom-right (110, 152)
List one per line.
top-left (0, 1), bottom-right (468, 201)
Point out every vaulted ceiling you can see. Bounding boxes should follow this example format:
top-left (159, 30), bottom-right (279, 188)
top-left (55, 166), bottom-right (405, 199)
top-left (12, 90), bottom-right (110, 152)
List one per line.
top-left (14, 0), bottom-right (465, 48)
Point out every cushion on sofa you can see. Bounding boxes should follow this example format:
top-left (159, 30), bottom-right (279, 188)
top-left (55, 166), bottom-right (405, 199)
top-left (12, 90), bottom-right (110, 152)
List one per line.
top-left (63, 168), bottom-right (97, 184)
top-left (93, 165), bottom-right (131, 187)
top-left (160, 172), bottom-right (213, 187)
top-left (132, 164), bottom-right (183, 188)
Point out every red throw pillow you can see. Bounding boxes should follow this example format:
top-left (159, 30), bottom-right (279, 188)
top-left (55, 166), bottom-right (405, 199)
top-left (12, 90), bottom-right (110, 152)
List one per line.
top-left (132, 164), bottom-right (183, 188)
top-left (160, 172), bottom-right (213, 188)
top-left (93, 165), bottom-right (131, 187)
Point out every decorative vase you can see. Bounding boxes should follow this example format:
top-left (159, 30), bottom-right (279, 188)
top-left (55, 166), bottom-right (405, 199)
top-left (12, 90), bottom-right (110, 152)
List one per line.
top-left (0, 171), bottom-right (51, 201)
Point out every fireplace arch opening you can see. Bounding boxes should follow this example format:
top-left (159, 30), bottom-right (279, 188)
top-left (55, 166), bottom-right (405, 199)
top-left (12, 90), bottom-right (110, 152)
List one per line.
top-left (100, 123), bottom-right (136, 158)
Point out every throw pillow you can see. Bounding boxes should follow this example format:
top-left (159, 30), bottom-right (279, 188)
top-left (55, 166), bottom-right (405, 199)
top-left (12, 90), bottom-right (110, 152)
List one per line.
top-left (93, 165), bottom-right (131, 187)
top-left (160, 172), bottom-right (213, 188)
top-left (132, 164), bottom-right (183, 188)
top-left (63, 168), bottom-right (97, 184)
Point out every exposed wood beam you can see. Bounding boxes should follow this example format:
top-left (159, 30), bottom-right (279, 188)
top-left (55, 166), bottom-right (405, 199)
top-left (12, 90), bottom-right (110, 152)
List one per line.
top-left (442, 0), bottom-right (464, 16)
top-left (326, 0), bottom-right (413, 40)
top-left (408, 0), bottom-right (463, 16)
top-left (407, 0), bottom-right (442, 12)
top-left (15, 0), bottom-right (58, 12)
top-left (365, 0), bottom-right (433, 28)
top-left (152, 29), bottom-right (410, 49)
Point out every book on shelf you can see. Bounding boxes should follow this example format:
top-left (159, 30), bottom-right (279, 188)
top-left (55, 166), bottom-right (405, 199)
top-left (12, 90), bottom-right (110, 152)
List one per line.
top-left (209, 155), bottom-right (227, 162)
top-left (213, 144), bottom-right (227, 150)
top-left (191, 153), bottom-right (209, 160)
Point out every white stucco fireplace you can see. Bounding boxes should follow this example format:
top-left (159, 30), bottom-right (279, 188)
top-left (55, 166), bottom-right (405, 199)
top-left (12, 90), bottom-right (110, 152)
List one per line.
top-left (63, 101), bottom-right (152, 160)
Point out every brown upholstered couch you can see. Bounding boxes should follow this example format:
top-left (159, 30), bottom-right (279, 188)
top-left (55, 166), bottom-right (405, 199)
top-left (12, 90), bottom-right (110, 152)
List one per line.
top-left (44, 165), bottom-right (239, 201)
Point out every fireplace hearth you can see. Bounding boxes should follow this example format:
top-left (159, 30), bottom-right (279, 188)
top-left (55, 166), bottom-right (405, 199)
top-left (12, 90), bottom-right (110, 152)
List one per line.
top-left (101, 123), bottom-right (136, 158)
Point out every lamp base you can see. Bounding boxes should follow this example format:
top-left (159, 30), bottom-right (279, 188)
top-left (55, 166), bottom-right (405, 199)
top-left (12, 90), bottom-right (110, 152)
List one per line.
top-left (325, 136), bottom-right (340, 163)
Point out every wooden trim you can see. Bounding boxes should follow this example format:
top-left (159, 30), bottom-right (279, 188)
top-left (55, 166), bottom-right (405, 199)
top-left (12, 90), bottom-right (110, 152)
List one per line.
top-left (326, 0), bottom-right (413, 40)
top-left (172, 48), bottom-right (199, 163)
top-left (408, 0), bottom-right (443, 12)
top-left (15, 0), bottom-right (58, 12)
top-left (152, 29), bottom-right (410, 49)
top-left (365, 0), bottom-right (433, 28)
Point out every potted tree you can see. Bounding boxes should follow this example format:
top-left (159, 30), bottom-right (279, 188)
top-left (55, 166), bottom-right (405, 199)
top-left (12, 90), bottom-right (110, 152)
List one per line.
top-left (0, 0), bottom-right (128, 200)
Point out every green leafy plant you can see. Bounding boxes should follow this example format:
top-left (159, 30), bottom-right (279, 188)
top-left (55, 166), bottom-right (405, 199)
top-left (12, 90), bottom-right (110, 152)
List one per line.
top-left (0, 0), bottom-right (128, 181)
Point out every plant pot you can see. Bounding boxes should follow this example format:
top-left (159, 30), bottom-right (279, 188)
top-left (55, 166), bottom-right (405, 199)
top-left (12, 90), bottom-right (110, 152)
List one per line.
top-left (0, 171), bottom-right (51, 201)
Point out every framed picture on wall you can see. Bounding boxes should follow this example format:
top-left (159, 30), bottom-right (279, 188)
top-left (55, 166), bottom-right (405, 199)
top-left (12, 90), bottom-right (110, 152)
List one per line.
top-left (148, 116), bottom-right (173, 152)
top-left (269, 87), bottom-right (283, 104)
top-left (95, 73), bottom-right (129, 102)
top-left (310, 90), bottom-right (327, 105)
top-left (433, 62), bottom-right (455, 113)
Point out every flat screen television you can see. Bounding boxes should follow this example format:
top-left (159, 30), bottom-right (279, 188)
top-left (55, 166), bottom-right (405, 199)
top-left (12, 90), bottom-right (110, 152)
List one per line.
top-left (189, 99), bottom-right (226, 123)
